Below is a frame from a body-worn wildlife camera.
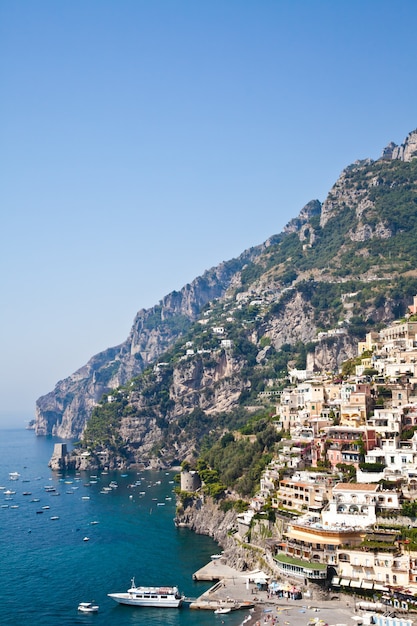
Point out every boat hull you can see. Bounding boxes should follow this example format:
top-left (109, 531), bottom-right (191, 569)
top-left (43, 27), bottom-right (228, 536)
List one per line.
top-left (108, 593), bottom-right (182, 608)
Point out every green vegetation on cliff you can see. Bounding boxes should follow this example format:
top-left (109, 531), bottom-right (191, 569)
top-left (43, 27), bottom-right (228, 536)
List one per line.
top-left (198, 416), bottom-right (281, 496)
top-left (74, 147), bottom-right (417, 484)
top-left (82, 394), bottom-right (129, 457)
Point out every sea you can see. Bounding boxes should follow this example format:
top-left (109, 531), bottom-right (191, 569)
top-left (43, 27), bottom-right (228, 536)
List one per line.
top-left (0, 428), bottom-right (252, 626)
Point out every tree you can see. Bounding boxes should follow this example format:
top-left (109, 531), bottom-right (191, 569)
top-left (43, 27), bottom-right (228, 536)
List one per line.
top-left (401, 500), bottom-right (417, 518)
top-left (336, 463), bottom-right (356, 481)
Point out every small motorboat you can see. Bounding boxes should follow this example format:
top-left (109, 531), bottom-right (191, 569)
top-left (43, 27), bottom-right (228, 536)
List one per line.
top-left (214, 607), bottom-right (232, 614)
top-left (78, 602), bottom-right (99, 613)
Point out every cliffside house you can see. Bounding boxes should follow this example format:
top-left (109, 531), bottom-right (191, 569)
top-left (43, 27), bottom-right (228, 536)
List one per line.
top-left (322, 483), bottom-right (379, 529)
top-left (272, 476), bottom-right (328, 513)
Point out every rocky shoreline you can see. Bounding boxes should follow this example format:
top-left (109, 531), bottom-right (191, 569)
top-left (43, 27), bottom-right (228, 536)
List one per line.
top-left (175, 495), bottom-right (274, 573)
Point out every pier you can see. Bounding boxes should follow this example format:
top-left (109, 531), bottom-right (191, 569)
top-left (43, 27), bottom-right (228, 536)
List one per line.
top-left (190, 560), bottom-right (256, 611)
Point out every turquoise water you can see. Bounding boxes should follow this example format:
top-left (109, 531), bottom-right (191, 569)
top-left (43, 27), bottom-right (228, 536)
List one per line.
top-left (0, 429), bottom-right (250, 626)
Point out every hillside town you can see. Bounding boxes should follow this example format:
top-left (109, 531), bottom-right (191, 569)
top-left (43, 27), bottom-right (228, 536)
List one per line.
top-left (183, 295), bottom-right (417, 614)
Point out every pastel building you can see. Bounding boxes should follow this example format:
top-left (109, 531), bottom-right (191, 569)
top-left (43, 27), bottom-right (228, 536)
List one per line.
top-left (322, 483), bottom-right (379, 528)
top-left (336, 546), bottom-right (409, 590)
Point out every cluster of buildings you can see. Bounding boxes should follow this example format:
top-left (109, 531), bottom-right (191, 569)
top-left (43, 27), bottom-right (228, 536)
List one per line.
top-left (236, 297), bottom-right (417, 603)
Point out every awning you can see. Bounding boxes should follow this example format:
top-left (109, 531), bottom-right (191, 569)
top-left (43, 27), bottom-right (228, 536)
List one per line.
top-left (287, 529), bottom-right (341, 545)
top-left (373, 584), bottom-right (386, 591)
top-left (362, 581), bottom-right (374, 589)
top-left (351, 580), bottom-right (362, 588)
top-left (340, 579), bottom-right (351, 586)
top-left (241, 569), bottom-right (270, 581)
top-left (332, 577), bottom-right (340, 585)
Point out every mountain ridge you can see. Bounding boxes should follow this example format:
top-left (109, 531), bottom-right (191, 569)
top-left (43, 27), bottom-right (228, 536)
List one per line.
top-left (36, 128), bottom-right (417, 447)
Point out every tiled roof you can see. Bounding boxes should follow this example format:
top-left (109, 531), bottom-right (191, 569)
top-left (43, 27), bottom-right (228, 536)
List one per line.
top-left (333, 483), bottom-right (378, 492)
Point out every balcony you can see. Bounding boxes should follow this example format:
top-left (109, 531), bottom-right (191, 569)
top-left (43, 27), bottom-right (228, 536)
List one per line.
top-left (392, 562), bottom-right (408, 572)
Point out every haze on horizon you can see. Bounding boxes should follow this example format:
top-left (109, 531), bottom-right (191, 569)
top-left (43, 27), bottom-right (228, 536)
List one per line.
top-left (1, 1), bottom-right (416, 428)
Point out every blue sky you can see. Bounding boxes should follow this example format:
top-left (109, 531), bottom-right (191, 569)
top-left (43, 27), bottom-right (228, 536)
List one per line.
top-left (1, 1), bottom-right (416, 427)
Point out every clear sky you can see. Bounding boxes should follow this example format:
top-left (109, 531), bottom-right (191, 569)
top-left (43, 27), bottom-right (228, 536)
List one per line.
top-left (1, 1), bottom-right (416, 427)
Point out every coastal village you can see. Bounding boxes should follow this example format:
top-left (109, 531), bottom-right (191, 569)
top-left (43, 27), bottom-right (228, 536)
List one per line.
top-left (180, 295), bottom-right (417, 622)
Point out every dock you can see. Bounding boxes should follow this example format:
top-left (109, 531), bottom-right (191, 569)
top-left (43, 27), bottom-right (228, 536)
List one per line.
top-left (190, 560), bottom-right (255, 611)
top-left (193, 559), bottom-right (241, 581)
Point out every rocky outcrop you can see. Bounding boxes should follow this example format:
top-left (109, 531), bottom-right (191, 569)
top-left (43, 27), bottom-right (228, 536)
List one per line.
top-left (283, 199), bottom-right (322, 235)
top-left (263, 291), bottom-right (319, 349)
top-left (35, 345), bottom-right (121, 437)
top-left (308, 334), bottom-right (356, 372)
top-left (321, 129), bottom-right (417, 230)
top-left (382, 129), bottom-right (417, 162)
top-left (175, 496), bottom-right (272, 572)
top-left (319, 160), bottom-right (374, 229)
top-left (176, 496), bottom-right (236, 543)
top-left (169, 352), bottom-right (247, 416)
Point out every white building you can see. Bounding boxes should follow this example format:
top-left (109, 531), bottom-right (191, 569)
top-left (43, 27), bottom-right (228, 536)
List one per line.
top-left (322, 483), bottom-right (379, 529)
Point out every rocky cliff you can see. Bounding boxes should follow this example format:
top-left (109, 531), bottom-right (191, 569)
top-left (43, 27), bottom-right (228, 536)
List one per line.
top-left (175, 496), bottom-right (280, 572)
top-left (36, 128), bottom-right (417, 454)
top-left (175, 497), bottom-right (260, 571)
top-left (35, 255), bottom-right (258, 438)
top-left (382, 128), bottom-right (417, 162)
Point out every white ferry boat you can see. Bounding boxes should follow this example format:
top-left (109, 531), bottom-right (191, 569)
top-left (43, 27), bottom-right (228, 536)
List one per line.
top-left (108, 578), bottom-right (183, 608)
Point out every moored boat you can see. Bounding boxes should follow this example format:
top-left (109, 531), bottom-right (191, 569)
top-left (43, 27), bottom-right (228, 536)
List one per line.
top-left (78, 602), bottom-right (99, 613)
top-left (108, 578), bottom-right (183, 608)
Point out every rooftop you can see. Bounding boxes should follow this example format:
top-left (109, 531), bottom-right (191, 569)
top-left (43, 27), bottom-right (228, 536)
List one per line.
top-left (274, 553), bottom-right (327, 570)
top-left (333, 483), bottom-right (379, 492)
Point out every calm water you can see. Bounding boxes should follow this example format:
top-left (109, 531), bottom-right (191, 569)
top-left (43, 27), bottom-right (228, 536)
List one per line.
top-left (0, 429), bottom-right (250, 626)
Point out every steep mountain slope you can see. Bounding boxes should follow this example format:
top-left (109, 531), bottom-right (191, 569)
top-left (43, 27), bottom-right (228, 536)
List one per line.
top-left (35, 254), bottom-right (260, 437)
top-left (36, 129), bottom-right (417, 447)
